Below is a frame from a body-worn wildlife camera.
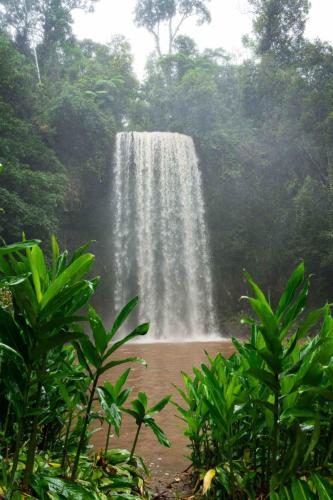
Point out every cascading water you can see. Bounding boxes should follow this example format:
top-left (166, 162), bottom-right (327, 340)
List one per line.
top-left (112, 131), bottom-right (216, 339)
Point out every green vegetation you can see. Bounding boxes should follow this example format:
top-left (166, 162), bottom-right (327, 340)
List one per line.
top-left (0, 237), bottom-right (170, 498)
top-left (176, 263), bottom-right (333, 498)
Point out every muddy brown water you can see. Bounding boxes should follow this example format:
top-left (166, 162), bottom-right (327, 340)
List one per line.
top-left (93, 340), bottom-right (234, 481)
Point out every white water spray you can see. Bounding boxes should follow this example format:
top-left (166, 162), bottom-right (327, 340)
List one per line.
top-left (112, 132), bottom-right (216, 339)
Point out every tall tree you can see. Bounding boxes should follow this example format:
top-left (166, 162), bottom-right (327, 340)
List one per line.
top-left (0, 0), bottom-right (97, 81)
top-left (134, 0), bottom-right (211, 56)
top-left (248, 0), bottom-right (310, 61)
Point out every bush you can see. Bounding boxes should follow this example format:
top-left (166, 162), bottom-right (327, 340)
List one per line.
top-left (176, 263), bottom-right (333, 498)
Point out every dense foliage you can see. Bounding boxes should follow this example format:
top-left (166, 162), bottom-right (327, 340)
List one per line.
top-left (0, 238), bottom-right (170, 498)
top-left (176, 263), bottom-right (333, 498)
top-left (0, 0), bottom-right (332, 322)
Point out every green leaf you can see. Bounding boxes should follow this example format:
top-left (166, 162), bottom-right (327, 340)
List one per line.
top-left (144, 415), bottom-right (171, 447)
top-left (0, 274), bottom-right (31, 288)
top-left (115, 368), bottom-right (131, 394)
top-left (138, 391), bottom-right (148, 409)
top-left (104, 323), bottom-right (149, 360)
top-left (280, 407), bottom-right (317, 420)
top-left (34, 332), bottom-right (84, 357)
top-left (278, 486), bottom-right (293, 500)
top-left (51, 235), bottom-right (59, 280)
top-left (248, 298), bottom-right (282, 355)
top-left (295, 308), bottom-right (324, 342)
top-left (258, 348), bottom-right (282, 373)
top-left (26, 245), bottom-right (43, 303)
top-left (40, 254), bottom-right (95, 309)
top-left (37, 315), bottom-right (86, 335)
top-left (304, 414), bottom-right (320, 463)
top-left (276, 262), bottom-right (304, 318)
top-left (291, 478), bottom-right (314, 500)
top-left (280, 278), bottom-right (310, 335)
top-left (311, 473), bottom-right (333, 500)
top-left (149, 395), bottom-right (171, 414)
top-left (244, 270), bottom-right (272, 310)
top-left (247, 368), bottom-right (278, 392)
top-left (70, 240), bottom-right (95, 264)
top-left (80, 336), bottom-right (101, 369)
top-left (131, 399), bottom-right (146, 419)
top-left (109, 296), bottom-right (139, 339)
top-left (117, 388), bottom-right (132, 407)
top-left (88, 305), bottom-right (107, 354)
top-left (0, 240), bottom-right (41, 256)
top-left (98, 356), bottom-right (147, 376)
top-left (0, 342), bottom-right (24, 361)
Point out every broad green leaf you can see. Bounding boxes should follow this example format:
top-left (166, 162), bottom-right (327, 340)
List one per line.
top-left (138, 391), bottom-right (148, 409)
top-left (244, 270), bottom-right (272, 310)
top-left (117, 388), bottom-right (132, 407)
top-left (74, 341), bottom-right (93, 379)
top-left (311, 473), bottom-right (333, 500)
top-left (37, 315), bottom-right (86, 335)
top-left (280, 407), bottom-right (317, 420)
top-left (276, 262), bottom-right (304, 318)
top-left (104, 323), bottom-right (149, 360)
top-left (26, 245), bottom-right (43, 303)
top-left (247, 368), bottom-right (278, 392)
top-left (98, 356), bottom-right (147, 376)
top-left (40, 254), bottom-right (95, 309)
top-left (149, 395), bottom-right (171, 414)
top-left (88, 305), bottom-right (107, 354)
top-left (51, 235), bottom-right (59, 279)
top-left (0, 342), bottom-right (24, 361)
top-left (280, 278), bottom-right (310, 335)
top-left (320, 306), bottom-right (333, 338)
top-left (131, 398), bottom-right (146, 419)
top-left (79, 336), bottom-right (101, 369)
top-left (253, 399), bottom-right (276, 414)
top-left (98, 389), bottom-right (122, 435)
top-left (277, 486), bottom-right (293, 500)
top-left (115, 368), bottom-right (131, 394)
top-left (33, 332), bottom-right (84, 357)
top-left (39, 280), bottom-right (95, 321)
top-left (0, 307), bottom-right (28, 360)
top-left (258, 348), bottom-right (281, 373)
top-left (144, 415), bottom-right (171, 447)
top-left (295, 308), bottom-right (324, 342)
top-left (304, 414), bottom-right (320, 463)
top-left (0, 274), bottom-right (31, 288)
top-left (248, 298), bottom-right (281, 355)
top-left (109, 296), bottom-right (139, 339)
top-left (70, 240), bottom-right (95, 264)
top-left (291, 478), bottom-right (314, 500)
top-left (0, 240), bottom-right (41, 256)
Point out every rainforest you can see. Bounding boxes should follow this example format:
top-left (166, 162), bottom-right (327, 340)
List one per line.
top-left (0, 0), bottom-right (333, 498)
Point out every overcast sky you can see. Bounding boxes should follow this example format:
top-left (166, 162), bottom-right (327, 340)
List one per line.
top-left (73, 0), bottom-right (333, 79)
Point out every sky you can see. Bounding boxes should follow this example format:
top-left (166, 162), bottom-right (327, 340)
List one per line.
top-left (73, 0), bottom-right (333, 79)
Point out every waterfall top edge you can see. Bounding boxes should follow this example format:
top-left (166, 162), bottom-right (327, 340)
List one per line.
top-left (117, 131), bottom-right (193, 140)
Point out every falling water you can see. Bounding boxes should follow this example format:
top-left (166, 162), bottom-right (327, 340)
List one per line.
top-left (112, 132), bottom-right (216, 339)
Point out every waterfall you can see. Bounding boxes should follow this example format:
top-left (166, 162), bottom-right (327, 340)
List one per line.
top-left (112, 131), bottom-right (216, 339)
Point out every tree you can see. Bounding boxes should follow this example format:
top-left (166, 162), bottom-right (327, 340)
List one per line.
top-left (0, 0), bottom-right (98, 81)
top-left (248, 0), bottom-right (310, 61)
top-left (134, 0), bottom-right (211, 56)
top-left (0, 33), bottom-right (66, 243)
